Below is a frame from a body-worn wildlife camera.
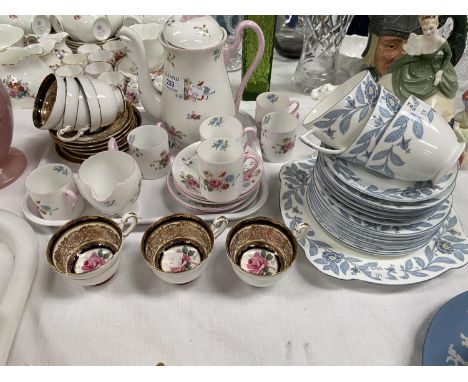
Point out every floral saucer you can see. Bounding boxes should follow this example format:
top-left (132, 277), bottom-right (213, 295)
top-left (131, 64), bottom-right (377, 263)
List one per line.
top-left (172, 142), bottom-right (263, 200)
top-left (322, 154), bottom-right (457, 203)
top-left (280, 158), bottom-right (468, 285)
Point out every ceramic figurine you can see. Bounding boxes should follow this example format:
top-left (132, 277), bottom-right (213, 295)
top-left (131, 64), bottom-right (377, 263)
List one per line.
top-left (362, 16), bottom-right (421, 78)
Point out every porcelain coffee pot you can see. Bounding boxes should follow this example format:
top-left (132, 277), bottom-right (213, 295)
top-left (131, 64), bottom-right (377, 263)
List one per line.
top-left (118, 15), bottom-right (265, 148)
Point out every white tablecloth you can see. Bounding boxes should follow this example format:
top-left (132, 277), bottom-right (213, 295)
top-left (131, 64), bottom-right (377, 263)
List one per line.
top-left (2, 52), bottom-right (468, 366)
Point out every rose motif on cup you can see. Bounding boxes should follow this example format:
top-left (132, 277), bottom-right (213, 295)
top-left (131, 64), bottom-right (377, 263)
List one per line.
top-left (150, 150), bottom-right (170, 171)
top-left (180, 172), bottom-right (199, 191)
top-left (77, 247), bottom-right (113, 274)
top-left (81, 253), bottom-right (105, 272)
top-left (168, 246), bottom-right (200, 273)
top-left (241, 249), bottom-right (278, 276)
top-left (272, 136), bottom-right (296, 154)
top-left (201, 170), bottom-right (239, 192)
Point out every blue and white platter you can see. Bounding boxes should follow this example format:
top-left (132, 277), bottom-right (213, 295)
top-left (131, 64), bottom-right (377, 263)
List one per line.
top-left (279, 158), bottom-right (468, 285)
top-left (422, 291), bottom-right (468, 365)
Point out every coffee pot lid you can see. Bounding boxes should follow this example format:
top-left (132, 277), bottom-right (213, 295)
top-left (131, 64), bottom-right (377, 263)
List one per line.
top-left (162, 15), bottom-right (224, 49)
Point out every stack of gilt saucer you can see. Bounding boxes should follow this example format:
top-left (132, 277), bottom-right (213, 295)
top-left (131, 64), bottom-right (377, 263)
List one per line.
top-left (307, 153), bottom-right (457, 256)
top-left (65, 36), bottom-right (116, 52)
top-left (168, 142), bottom-right (264, 214)
top-left (50, 102), bottom-right (141, 163)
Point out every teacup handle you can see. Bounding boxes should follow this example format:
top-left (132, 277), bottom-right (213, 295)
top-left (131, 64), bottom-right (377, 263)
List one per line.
top-left (63, 189), bottom-right (79, 211)
top-left (119, 212), bottom-right (138, 237)
top-left (289, 100), bottom-right (300, 118)
top-left (292, 222), bottom-right (310, 241)
top-left (243, 153), bottom-right (259, 177)
top-left (211, 216), bottom-right (228, 239)
top-left (242, 127), bottom-right (257, 149)
top-left (107, 137), bottom-right (119, 151)
top-left (299, 129), bottom-right (346, 155)
top-left (56, 126), bottom-right (90, 143)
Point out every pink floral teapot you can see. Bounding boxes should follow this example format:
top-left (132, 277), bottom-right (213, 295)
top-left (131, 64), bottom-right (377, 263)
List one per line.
top-left (118, 15), bottom-right (264, 148)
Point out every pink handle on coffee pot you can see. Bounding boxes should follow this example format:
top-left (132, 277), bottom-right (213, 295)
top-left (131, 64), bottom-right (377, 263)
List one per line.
top-left (224, 20), bottom-right (265, 114)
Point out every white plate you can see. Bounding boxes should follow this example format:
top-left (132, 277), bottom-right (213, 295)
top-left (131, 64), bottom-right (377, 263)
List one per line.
top-left (0, 210), bottom-right (38, 365)
top-left (172, 142), bottom-right (263, 200)
top-left (322, 154), bottom-right (457, 203)
top-left (279, 158), bottom-right (468, 285)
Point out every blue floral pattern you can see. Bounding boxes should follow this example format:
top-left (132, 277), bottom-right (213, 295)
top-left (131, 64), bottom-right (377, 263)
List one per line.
top-left (266, 94), bottom-right (279, 103)
top-left (311, 74), bottom-right (378, 140)
top-left (53, 165), bottom-right (69, 176)
top-left (211, 139), bottom-right (228, 151)
top-left (279, 158), bottom-right (468, 284)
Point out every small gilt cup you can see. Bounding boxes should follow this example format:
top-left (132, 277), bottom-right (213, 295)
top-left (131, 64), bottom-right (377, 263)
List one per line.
top-left (225, 216), bottom-right (309, 287)
top-left (141, 214), bottom-right (228, 284)
top-left (46, 212), bottom-right (138, 286)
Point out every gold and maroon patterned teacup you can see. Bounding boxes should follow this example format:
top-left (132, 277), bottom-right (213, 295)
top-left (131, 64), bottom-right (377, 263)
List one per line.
top-left (225, 216), bottom-right (309, 287)
top-left (46, 212), bottom-right (137, 286)
top-left (141, 213), bottom-right (227, 284)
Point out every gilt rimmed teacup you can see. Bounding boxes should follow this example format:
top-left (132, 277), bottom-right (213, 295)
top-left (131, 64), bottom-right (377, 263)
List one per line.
top-left (25, 163), bottom-right (84, 221)
top-left (300, 70), bottom-right (379, 154)
top-left (127, 124), bottom-right (171, 180)
top-left (77, 43), bottom-right (101, 55)
top-left (55, 64), bottom-right (84, 77)
top-left (62, 53), bottom-right (88, 68)
top-left (197, 138), bottom-right (259, 203)
top-left (46, 212), bottom-right (138, 286)
top-left (85, 62), bottom-right (113, 78)
top-left (260, 111), bottom-right (298, 163)
top-left (255, 91), bottom-right (300, 126)
top-left (199, 115), bottom-right (256, 149)
top-left (225, 216), bottom-right (309, 287)
top-left (88, 50), bottom-right (115, 67)
top-left (338, 85), bottom-right (401, 165)
top-left (141, 214), bottom-right (228, 284)
top-left (365, 95), bottom-right (466, 182)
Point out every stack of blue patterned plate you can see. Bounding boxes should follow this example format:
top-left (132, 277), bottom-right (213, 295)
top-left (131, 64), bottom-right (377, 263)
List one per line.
top-left (307, 153), bottom-right (458, 256)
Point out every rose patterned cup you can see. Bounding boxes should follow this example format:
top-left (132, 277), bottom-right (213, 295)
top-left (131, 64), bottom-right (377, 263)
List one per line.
top-left (127, 124), bottom-right (171, 180)
top-left (197, 138), bottom-right (259, 203)
top-left (103, 39), bottom-right (127, 64)
top-left (255, 91), bottom-right (300, 126)
top-left (199, 115), bottom-right (256, 148)
top-left (25, 163), bottom-right (84, 221)
top-left (260, 111), bottom-right (299, 163)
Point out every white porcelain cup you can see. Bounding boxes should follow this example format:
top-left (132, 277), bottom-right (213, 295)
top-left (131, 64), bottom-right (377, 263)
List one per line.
top-left (77, 43), bottom-right (101, 55)
top-left (33, 74), bottom-right (66, 131)
top-left (127, 125), bottom-right (171, 180)
top-left (60, 15), bottom-right (112, 43)
top-left (77, 141), bottom-right (142, 216)
top-left (102, 39), bottom-right (127, 63)
top-left (97, 71), bottom-right (126, 91)
top-left (25, 163), bottom-right (84, 221)
top-left (85, 62), bottom-right (113, 78)
top-left (199, 115), bottom-right (257, 149)
top-left (197, 138), bottom-right (259, 203)
top-left (255, 91), bottom-right (300, 126)
top-left (88, 50), bottom-right (115, 66)
top-left (0, 15), bottom-right (51, 35)
top-left (365, 95), bottom-right (466, 182)
top-left (260, 111), bottom-right (299, 163)
top-left (300, 70), bottom-right (379, 154)
top-left (55, 64), bottom-right (84, 77)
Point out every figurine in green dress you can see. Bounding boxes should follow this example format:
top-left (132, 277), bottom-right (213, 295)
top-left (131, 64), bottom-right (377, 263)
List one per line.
top-left (389, 15), bottom-right (458, 101)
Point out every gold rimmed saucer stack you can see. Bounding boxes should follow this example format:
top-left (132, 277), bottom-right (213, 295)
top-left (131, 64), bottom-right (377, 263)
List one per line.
top-left (65, 36), bottom-right (117, 53)
top-left (50, 102), bottom-right (141, 163)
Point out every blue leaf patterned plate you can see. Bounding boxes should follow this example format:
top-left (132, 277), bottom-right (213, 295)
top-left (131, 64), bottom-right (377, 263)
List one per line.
top-left (322, 154), bottom-right (457, 203)
top-left (279, 158), bottom-right (468, 285)
top-left (422, 291), bottom-right (468, 365)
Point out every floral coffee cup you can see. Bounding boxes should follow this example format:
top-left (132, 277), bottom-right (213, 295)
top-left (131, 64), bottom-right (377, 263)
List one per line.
top-left (127, 124), bottom-right (171, 180)
top-left (300, 70), bottom-right (379, 154)
top-left (199, 115), bottom-right (257, 149)
top-left (255, 91), bottom-right (300, 126)
top-left (197, 138), bottom-right (259, 203)
top-left (260, 111), bottom-right (298, 163)
top-left (25, 163), bottom-right (84, 221)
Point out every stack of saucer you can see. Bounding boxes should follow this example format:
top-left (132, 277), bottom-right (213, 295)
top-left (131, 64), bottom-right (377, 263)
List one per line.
top-left (167, 142), bottom-right (264, 214)
top-left (65, 36), bottom-right (115, 53)
top-left (50, 103), bottom-right (141, 163)
top-left (308, 153), bottom-right (457, 256)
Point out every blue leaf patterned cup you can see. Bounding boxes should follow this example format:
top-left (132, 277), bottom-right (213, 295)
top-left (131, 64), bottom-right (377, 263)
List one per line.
top-left (365, 95), bottom-right (466, 182)
top-left (300, 70), bottom-right (379, 154)
top-left (338, 86), bottom-right (401, 165)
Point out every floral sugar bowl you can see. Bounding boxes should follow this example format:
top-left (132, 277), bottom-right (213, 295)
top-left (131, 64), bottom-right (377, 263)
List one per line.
top-left (141, 214), bottom-right (228, 284)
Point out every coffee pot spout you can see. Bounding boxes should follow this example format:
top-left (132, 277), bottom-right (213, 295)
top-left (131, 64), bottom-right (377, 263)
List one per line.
top-left (118, 26), bottom-right (162, 121)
